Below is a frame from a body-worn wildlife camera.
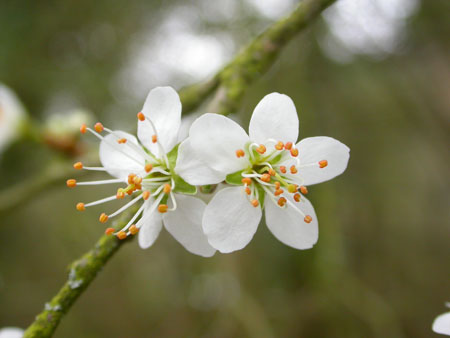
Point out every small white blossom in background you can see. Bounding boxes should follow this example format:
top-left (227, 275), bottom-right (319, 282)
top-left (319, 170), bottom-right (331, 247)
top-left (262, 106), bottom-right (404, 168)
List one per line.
top-left (0, 83), bottom-right (27, 153)
top-left (44, 109), bottom-right (93, 139)
top-left (67, 87), bottom-right (215, 257)
top-left (0, 327), bottom-right (23, 338)
top-left (433, 303), bottom-right (450, 336)
top-left (177, 93), bottom-right (350, 253)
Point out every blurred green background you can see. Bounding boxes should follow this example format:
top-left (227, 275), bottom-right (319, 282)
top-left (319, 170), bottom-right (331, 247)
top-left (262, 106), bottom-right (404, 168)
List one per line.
top-left (0, 0), bottom-right (449, 337)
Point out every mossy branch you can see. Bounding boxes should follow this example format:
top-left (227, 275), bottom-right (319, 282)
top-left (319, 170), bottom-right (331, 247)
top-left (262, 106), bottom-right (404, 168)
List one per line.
top-left (209, 0), bottom-right (336, 115)
top-left (22, 1), bottom-right (336, 336)
top-left (23, 208), bottom-right (137, 338)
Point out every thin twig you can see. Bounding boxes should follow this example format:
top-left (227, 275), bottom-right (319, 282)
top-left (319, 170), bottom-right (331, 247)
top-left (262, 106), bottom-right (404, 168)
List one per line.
top-left (23, 208), bottom-right (137, 337)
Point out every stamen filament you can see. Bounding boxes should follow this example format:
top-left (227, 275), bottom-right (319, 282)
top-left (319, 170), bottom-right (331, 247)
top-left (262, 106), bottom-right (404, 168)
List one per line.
top-left (136, 193), bottom-right (165, 229)
top-left (76, 178), bottom-right (124, 186)
top-left (85, 195), bottom-right (117, 207)
top-left (117, 202), bottom-right (146, 234)
top-left (108, 194), bottom-right (142, 219)
top-left (141, 116), bottom-right (170, 167)
top-left (86, 128), bottom-right (144, 166)
top-left (104, 127), bottom-right (154, 163)
top-left (81, 166), bottom-right (107, 171)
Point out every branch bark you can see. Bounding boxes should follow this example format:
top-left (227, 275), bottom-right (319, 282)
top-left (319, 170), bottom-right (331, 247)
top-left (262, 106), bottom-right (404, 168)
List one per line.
top-left (23, 1), bottom-right (336, 336)
top-left (23, 208), bottom-right (137, 337)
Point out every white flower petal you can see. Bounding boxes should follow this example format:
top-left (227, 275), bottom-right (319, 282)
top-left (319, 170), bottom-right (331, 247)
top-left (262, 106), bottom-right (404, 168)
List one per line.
top-left (249, 92), bottom-right (299, 144)
top-left (0, 84), bottom-right (26, 152)
top-left (138, 201), bottom-right (163, 249)
top-left (189, 113), bottom-right (250, 174)
top-left (294, 136), bottom-right (350, 186)
top-left (163, 195), bottom-right (216, 257)
top-left (202, 187), bottom-right (262, 253)
top-left (265, 194), bottom-right (318, 250)
top-left (0, 327), bottom-right (24, 338)
top-left (433, 312), bottom-right (450, 336)
top-left (138, 86), bottom-right (181, 156)
top-left (175, 138), bottom-right (225, 185)
top-left (99, 130), bottom-right (146, 179)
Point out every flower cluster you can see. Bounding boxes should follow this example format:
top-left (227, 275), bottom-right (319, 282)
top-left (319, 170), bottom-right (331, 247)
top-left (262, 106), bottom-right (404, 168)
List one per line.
top-left (68, 87), bottom-right (350, 256)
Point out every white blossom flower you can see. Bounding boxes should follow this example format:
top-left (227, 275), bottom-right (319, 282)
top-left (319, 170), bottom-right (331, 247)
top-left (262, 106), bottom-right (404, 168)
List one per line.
top-left (0, 83), bottom-right (27, 153)
top-left (0, 327), bottom-right (23, 338)
top-left (433, 303), bottom-right (450, 336)
top-left (67, 87), bottom-right (215, 257)
top-left (177, 92), bottom-right (350, 253)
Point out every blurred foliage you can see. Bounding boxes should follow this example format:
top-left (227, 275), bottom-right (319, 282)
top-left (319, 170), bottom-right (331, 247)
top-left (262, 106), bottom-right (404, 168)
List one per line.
top-left (0, 0), bottom-right (449, 337)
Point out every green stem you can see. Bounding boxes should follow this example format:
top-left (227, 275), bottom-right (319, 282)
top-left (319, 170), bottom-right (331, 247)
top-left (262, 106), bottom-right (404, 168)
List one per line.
top-left (22, 1), bottom-right (336, 336)
top-left (23, 208), bottom-right (137, 338)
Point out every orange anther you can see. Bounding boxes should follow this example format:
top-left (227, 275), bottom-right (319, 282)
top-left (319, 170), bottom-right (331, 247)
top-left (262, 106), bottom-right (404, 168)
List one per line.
top-left (137, 112), bottom-right (145, 121)
top-left (117, 231), bottom-right (127, 240)
top-left (94, 122), bottom-right (104, 133)
top-left (304, 215), bottom-right (312, 223)
top-left (275, 141), bottom-right (284, 150)
top-left (268, 168), bottom-right (276, 176)
top-left (280, 166), bottom-right (287, 174)
top-left (128, 174), bottom-right (136, 184)
top-left (256, 144), bottom-right (266, 154)
top-left (76, 202), bottom-right (85, 211)
top-left (236, 149), bottom-right (245, 158)
top-left (290, 148), bottom-right (299, 157)
top-left (163, 184), bottom-right (171, 194)
top-left (116, 190), bottom-right (125, 199)
top-left (293, 193), bottom-right (301, 202)
top-left (142, 191), bottom-right (150, 200)
top-left (319, 160), bottom-right (328, 168)
top-left (152, 135), bottom-right (157, 143)
top-left (288, 184), bottom-right (298, 193)
top-left (274, 189), bottom-right (284, 196)
top-left (158, 204), bottom-right (168, 213)
top-left (117, 138), bottom-right (127, 144)
top-left (99, 213), bottom-right (109, 223)
top-left (261, 173), bottom-right (271, 182)
top-left (284, 142), bottom-right (293, 150)
top-left (73, 162), bottom-right (83, 170)
top-left (290, 165), bottom-right (298, 174)
top-left (251, 199), bottom-right (259, 207)
top-left (245, 187), bottom-right (251, 195)
top-left (300, 186), bottom-right (308, 195)
top-left (80, 124), bottom-right (87, 134)
top-left (66, 179), bottom-right (77, 188)
top-left (277, 197), bottom-right (287, 207)
top-left (275, 181), bottom-right (281, 189)
top-left (145, 163), bottom-right (153, 173)
top-left (105, 228), bottom-right (115, 235)
top-left (241, 177), bottom-right (252, 185)
top-left (129, 225), bottom-right (139, 235)
top-left (133, 176), bottom-right (142, 185)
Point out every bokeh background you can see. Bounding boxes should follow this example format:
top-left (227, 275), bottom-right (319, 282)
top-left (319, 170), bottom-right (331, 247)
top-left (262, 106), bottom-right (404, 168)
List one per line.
top-left (0, 0), bottom-right (449, 337)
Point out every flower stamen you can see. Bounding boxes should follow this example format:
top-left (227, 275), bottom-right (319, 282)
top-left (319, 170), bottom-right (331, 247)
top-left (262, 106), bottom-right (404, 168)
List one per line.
top-left (236, 149), bottom-right (245, 158)
top-left (158, 204), bottom-right (168, 213)
top-left (94, 122), bottom-right (104, 133)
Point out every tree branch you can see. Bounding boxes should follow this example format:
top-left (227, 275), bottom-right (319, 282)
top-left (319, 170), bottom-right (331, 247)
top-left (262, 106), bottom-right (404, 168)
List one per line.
top-left (209, 0), bottom-right (336, 115)
top-left (22, 1), bottom-right (336, 336)
top-left (23, 207), bottom-right (137, 337)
